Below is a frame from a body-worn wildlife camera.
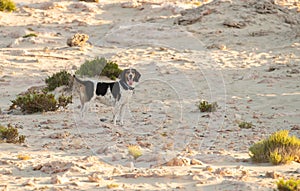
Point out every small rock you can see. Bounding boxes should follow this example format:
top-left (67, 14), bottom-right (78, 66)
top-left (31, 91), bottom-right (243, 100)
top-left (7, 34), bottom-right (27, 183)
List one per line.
top-left (49, 131), bottom-right (70, 139)
top-left (23, 179), bottom-right (35, 187)
top-left (164, 156), bottom-right (191, 166)
top-left (121, 1), bottom-right (141, 8)
top-left (112, 168), bottom-right (122, 175)
top-left (67, 33), bottom-right (89, 47)
top-left (204, 166), bottom-right (214, 172)
top-left (287, 68), bottom-right (300, 74)
top-left (10, 50), bottom-right (29, 56)
top-left (79, 0), bottom-right (99, 2)
top-left (124, 162), bottom-right (135, 168)
top-left (72, 181), bottom-right (83, 186)
top-left (191, 158), bottom-right (203, 165)
top-left (265, 171), bottom-right (280, 179)
top-left (88, 173), bottom-right (103, 182)
top-left (0, 169), bottom-right (12, 175)
top-left (223, 19), bottom-right (246, 28)
top-left (51, 174), bottom-right (69, 184)
top-left (192, 175), bottom-right (201, 181)
top-left (291, 125), bottom-right (300, 130)
top-left (207, 44), bottom-right (226, 50)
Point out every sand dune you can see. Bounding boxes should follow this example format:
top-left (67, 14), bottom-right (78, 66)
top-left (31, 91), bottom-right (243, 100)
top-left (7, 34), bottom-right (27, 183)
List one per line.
top-left (0, 0), bottom-right (300, 190)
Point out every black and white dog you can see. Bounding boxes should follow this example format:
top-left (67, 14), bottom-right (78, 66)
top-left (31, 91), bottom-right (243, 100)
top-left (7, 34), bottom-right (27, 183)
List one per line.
top-left (73, 68), bottom-right (141, 125)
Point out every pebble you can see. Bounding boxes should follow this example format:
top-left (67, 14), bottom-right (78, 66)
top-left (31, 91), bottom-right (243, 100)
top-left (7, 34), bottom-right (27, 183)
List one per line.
top-left (51, 175), bottom-right (69, 184)
top-left (23, 179), bottom-right (35, 187)
top-left (88, 173), bottom-right (103, 183)
top-left (121, 1), bottom-right (141, 8)
top-left (265, 171), bottom-right (281, 179)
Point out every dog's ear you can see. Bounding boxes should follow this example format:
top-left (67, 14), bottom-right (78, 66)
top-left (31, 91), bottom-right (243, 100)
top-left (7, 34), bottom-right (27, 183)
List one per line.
top-left (119, 69), bottom-right (127, 80)
top-left (133, 69), bottom-right (141, 82)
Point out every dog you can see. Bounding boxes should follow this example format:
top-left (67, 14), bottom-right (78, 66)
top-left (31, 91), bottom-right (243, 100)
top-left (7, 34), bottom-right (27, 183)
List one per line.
top-left (73, 68), bottom-right (141, 125)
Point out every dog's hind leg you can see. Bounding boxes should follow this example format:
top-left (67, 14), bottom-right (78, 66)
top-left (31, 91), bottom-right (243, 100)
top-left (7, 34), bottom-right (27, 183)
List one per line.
top-left (113, 103), bottom-right (121, 125)
top-left (80, 103), bottom-right (86, 118)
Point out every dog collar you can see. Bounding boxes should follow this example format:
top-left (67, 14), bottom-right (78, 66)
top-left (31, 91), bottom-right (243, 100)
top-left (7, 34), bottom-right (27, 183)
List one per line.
top-left (120, 81), bottom-right (134, 91)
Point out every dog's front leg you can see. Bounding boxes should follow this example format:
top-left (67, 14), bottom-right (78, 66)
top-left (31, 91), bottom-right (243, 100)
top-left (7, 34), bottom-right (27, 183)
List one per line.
top-left (119, 103), bottom-right (127, 125)
top-left (113, 104), bottom-right (120, 125)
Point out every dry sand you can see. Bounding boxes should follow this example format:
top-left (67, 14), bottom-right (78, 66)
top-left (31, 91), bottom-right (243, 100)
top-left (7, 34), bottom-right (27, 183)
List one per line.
top-left (0, 0), bottom-right (300, 190)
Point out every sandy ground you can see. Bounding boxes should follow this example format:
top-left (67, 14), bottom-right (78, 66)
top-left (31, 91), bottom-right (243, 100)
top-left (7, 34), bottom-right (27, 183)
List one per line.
top-left (0, 0), bottom-right (300, 190)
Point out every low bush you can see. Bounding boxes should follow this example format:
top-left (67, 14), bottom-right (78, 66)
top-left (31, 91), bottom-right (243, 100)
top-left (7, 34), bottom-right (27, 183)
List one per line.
top-left (0, 0), bottom-right (16, 12)
top-left (198, 100), bottom-right (217, 112)
top-left (10, 92), bottom-right (72, 114)
top-left (128, 145), bottom-right (142, 160)
top-left (23, 33), bottom-right (37, 38)
top-left (249, 130), bottom-right (300, 165)
top-left (10, 92), bottom-right (57, 113)
top-left (277, 178), bottom-right (300, 191)
top-left (0, 124), bottom-right (25, 144)
top-left (106, 183), bottom-right (119, 189)
top-left (75, 57), bottom-right (122, 80)
top-left (239, 121), bottom-right (253, 129)
top-left (57, 94), bottom-right (72, 108)
top-left (45, 70), bottom-right (72, 92)
top-left (100, 60), bottom-right (123, 80)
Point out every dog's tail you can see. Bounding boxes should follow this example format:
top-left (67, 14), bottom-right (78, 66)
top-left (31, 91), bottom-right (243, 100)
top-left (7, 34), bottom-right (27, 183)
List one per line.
top-left (73, 75), bottom-right (85, 85)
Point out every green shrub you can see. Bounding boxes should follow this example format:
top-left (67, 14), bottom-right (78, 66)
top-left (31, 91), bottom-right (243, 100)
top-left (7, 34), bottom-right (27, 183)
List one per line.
top-left (45, 70), bottom-right (72, 92)
top-left (0, 124), bottom-right (25, 144)
top-left (277, 178), bottom-right (300, 191)
top-left (10, 92), bottom-right (57, 114)
top-left (239, 121), bottom-right (253, 129)
top-left (198, 100), bottom-right (217, 112)
top-left (10, 92), bottom-right (72, 114)
top-left (75, 57), bottom-right (122, 80)
top-left (0, 0), bottom-right (16, 12)
top-left (106, 183), bottom-right (119, 189)
top-left (128, 145), bottom-right (142, 160)
top-left (249, 130), bottom-right (300, 165)
top-left (101, 60), bottom-right (123, 80)
top-left (23, 33), bottom-right (38, 38)
top-left (58, 94), bottom-right (72, 108)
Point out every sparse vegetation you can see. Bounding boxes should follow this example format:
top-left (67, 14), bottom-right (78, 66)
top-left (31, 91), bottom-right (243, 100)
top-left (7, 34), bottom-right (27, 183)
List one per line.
top-left (57, 94), bottom-right (72, 108)
top-left (10, 70), bottom-right (73, 114)
top-left (10, 92), bottom-right (57, 113)
top-left (23, 33), bottom-right (37, 38)
top-left (45, 70), bottom-right (72, 92)
top-left (106, 183), bottom-right (119, 189)
top-left (277, 178), bottom-right (300, 191)
top-left (128, 145), bottom-right (142, 160)
top-left (75, 57), bottom-right (122, 80)
top-left (239, 121), bottom-right (253, 129)
top-left (101, 60), bottom-right (123, 80)
top-left (249, 130), bottom-right (300, 165)
top-left (17, 154), bottom-right (31, 160)
top-left (0, 0), bottom-right (16, 12)
top-left (10, 92), bottom-right (72, 114)
top-left (198, 100), bottom-right (218, 112)
top-left (0, 124), bottom-right (25, 144)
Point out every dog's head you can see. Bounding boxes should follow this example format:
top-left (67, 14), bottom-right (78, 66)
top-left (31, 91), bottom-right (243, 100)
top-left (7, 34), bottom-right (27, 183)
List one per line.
top-left (120, 68), bottom-right (141, 86)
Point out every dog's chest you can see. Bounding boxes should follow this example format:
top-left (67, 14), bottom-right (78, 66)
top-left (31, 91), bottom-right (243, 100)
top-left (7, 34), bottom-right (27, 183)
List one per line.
top-left (118, 87), bottom-right (133, 104)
